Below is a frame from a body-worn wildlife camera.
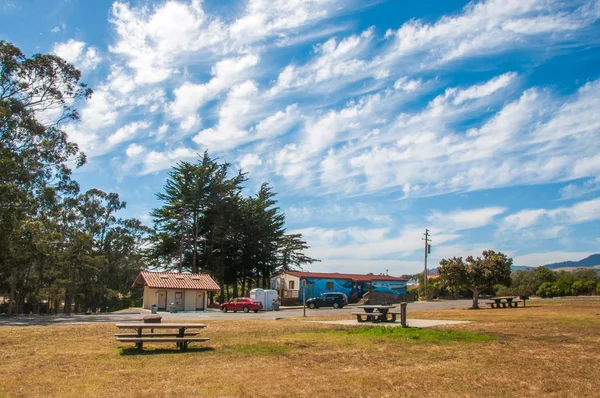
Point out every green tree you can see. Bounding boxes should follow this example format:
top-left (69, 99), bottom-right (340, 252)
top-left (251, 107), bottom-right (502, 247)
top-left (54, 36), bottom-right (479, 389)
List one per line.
top-left (536, 282), bottom-right (556, 298)
top-left (438, 250), bottom-right (512, 309)
top-left (1, 41), bottom-right (91, 314)
top-left (279, 233), bottom-right (320, 272)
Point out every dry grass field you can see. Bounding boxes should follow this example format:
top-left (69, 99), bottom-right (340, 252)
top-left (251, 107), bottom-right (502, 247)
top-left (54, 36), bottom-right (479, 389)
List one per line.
top-left (1, 300), bottom-right (599, 398)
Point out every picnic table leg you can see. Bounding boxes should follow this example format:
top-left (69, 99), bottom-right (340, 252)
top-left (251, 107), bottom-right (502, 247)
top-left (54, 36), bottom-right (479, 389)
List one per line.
top-left (177, 327), bottom-right (185, 350)
top-left (136, 328), bottom-right (143, 351)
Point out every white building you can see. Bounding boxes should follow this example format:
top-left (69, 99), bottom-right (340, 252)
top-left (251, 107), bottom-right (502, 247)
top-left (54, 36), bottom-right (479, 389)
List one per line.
top-left (132, 271), bottom-right (220, 311)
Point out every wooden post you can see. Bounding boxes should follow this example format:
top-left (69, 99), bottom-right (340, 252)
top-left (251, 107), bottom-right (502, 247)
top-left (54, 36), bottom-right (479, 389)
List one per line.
top-left (400, 302), bottom-right (407, 328)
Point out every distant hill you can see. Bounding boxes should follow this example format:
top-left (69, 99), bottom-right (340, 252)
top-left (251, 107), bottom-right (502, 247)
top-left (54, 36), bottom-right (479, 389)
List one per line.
top-left (513, 254), bottom-right (600, 271)
top-left (423, 254), bottom-right (600, 274)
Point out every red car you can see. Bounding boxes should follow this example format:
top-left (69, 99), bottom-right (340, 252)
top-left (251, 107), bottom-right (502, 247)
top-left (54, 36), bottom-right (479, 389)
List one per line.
top-left (220, 297), bottom-right (263, 313)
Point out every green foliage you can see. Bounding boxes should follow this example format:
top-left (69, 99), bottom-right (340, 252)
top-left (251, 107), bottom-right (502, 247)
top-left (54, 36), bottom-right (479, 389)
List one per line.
top-left (536, 282), bottom-right (557, 298)
top-left (533, 270), bottom-right (599, 297)
top-left (438, 250), bottom-right (512, 309)
top-left (341, 326), bottom-right (496, 344)
top-left (0, 42), bottom-right (150, 314)
top-left (149, 151), bottom-right (319, 300)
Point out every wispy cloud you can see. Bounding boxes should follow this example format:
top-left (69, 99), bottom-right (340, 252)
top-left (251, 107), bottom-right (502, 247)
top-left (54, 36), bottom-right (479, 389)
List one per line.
top-left (52, 39), bottom-right (101, 71)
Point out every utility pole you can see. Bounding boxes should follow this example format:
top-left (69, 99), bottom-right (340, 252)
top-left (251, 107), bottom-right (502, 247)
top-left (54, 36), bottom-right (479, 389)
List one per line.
top-left (422, 229), bottom-right (431, 289)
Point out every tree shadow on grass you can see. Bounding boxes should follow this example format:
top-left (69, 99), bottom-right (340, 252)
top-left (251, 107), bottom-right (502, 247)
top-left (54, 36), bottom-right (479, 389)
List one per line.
top-left (475, 305), bottom-right (541, 310)
top-left (120, 346), bottom-right (215, 356)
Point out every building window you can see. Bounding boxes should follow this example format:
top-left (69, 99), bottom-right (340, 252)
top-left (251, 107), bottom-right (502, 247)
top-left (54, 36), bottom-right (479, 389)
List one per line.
top-left (289, 281), bottom-right (295, 290)
top-left (175, 292), bottom-right (182, 299)
top-left (326, 282), bottom-right (334, 290)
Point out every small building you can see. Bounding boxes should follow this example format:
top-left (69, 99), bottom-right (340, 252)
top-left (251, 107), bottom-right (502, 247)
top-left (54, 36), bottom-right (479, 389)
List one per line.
top-left (132, 271), bottom-right (220, 311)
top-left (270, 271), bottom-right (409, 305)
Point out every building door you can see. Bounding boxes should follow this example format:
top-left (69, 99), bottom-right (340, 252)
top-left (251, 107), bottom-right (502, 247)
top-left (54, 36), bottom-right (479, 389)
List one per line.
top-left (196, 292), bottom-right (205, 310)
top-left (157, 290), bottom-right (167, 310)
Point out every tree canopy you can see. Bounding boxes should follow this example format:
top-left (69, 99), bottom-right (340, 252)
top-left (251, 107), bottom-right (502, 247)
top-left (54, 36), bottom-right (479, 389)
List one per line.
top-left (438, 250), bottom-right (512, 309)
top-left (149, 152), bottom-right (319, 301)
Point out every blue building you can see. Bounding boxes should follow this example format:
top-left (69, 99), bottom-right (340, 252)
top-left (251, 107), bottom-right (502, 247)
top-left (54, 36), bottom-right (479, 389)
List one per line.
top-left (270, 271), bottom-right (409, 305)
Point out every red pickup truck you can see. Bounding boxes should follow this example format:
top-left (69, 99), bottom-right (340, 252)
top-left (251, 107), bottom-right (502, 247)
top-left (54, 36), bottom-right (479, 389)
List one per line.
top-left (220, 297), bottom-right (263, 313)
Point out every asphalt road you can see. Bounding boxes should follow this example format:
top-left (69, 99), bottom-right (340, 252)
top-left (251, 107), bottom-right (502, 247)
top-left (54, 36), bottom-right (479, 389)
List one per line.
top-left (0, 299), bottom-right (476, 327)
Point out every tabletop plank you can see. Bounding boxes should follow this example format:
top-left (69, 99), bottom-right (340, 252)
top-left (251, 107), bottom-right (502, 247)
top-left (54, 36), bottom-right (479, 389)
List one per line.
top-left (115, 323), bottom-right (206, 328)
top-left (357, 305), bottom-right (396, 309)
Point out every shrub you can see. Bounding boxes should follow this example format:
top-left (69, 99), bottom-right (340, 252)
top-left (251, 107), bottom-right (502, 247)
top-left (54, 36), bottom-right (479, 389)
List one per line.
top-left (536, 282), bottom-right (556, 298)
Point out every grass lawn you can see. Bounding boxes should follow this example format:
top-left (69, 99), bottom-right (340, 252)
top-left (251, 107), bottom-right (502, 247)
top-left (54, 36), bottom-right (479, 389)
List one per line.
top-left (1, 301), bottom-right (599, 397)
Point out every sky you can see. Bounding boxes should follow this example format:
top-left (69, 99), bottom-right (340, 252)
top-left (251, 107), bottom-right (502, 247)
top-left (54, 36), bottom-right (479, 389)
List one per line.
top-left (1, 0), bottom-right (599, 275)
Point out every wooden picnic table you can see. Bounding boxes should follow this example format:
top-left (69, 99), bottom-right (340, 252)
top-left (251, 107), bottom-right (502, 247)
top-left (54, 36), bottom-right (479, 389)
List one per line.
top-left (115, 323), bottom-right (208, 351)
top-left (353, 305), bottom-right (398, 323)
top-left (487, 297), bottom-right (522, 308)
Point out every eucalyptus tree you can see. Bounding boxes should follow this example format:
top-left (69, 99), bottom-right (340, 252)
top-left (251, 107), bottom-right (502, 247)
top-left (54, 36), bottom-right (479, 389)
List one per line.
top-left (0, 40), bottom-right (90, 313)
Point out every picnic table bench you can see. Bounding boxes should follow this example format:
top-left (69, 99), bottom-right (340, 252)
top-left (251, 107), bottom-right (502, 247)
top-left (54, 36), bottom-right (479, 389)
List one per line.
top-left (487, 297), bottom-right (523, 308)
top-left (353, 305), bottom-right (398, 323)
top-left (115, 323), bottom-right (208, 351)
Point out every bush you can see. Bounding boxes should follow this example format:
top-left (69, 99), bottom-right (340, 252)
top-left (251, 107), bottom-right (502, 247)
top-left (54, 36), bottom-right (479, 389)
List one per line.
top-left (536, 282), bottom-right (556, 298)
top-left (571, 280), bottom-right (597, 296)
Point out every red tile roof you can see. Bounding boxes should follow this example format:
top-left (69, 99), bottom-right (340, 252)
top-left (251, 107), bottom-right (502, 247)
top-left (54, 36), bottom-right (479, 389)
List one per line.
top-left (132, 271), bottom-right (220, 291)
top-left (278, 271), bottom-right (407, 282)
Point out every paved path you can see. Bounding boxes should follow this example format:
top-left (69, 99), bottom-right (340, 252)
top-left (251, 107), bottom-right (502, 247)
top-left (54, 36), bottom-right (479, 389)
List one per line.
top-left (0, 300), bottom-right (475, 327)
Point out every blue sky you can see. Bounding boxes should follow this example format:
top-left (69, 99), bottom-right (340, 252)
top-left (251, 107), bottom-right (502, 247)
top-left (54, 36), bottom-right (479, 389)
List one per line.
top-left (2, 0), bottom-right (599, 274)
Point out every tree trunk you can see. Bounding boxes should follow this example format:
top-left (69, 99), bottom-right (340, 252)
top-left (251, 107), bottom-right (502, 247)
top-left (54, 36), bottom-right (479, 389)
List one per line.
top-left (471, 288), bottom-right (480, 309)
top-left (219, 278), bottom-right (225, 305)
top-left (8, 267), bottom-right (17, 315)
top-left (241, 275), bottom-right (246, 297)
top-left (64, 292), bottom-right (72, 314)
top-left (191, 209), bottom-right (199, 273)
top-left (233, 279), bottom-right (239, 298)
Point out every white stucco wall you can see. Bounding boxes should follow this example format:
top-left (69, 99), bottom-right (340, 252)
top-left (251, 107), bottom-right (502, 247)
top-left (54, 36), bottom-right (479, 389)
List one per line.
top-left (142, 287), bottom-right (209, 311)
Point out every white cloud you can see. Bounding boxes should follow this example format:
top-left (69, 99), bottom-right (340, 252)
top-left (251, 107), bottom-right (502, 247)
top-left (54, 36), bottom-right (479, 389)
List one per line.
top-left (285, 202), bottom-right (394, 225)
top-left (141, 146), bottom-right (198, 174)
top-left (385, 0), bottom-right (599, 67)
top-left (50, 23), bottom-right (66, 33)
top-left (179, 115), bottom-right (200, 132)
top-left (560, 177), bottom-right (600, 199)
top-left (109, 0), bottom-right (352, 85)
top-left (269, 28), bottom-right (375, 94)
top-left (229, 0), bottom-right (351, 43)
top-left (125, 143), bottom-right (145, 157)
top-left (192, 80), bottom-right (260, 151)
top-left (427, 207), bottom-right (507, 231)
top-left (109, 0), bottom-right (227, 83)
top-left (293, 226), bottom-right (460, 268)
top-left (503, 197), bottom-right (600, 231)
top-left (108, 121), bottom-right (151, 146)
top-left (238, 153), bottom-right (263, 171)
top-left (252, 104), bottom-right (300, 140)
top-left (52, 39), bottom-right (101, 71)
top-left (169, 54), bottom-right (259, 119)
top-left (276, 74), bottom-right (599, 199)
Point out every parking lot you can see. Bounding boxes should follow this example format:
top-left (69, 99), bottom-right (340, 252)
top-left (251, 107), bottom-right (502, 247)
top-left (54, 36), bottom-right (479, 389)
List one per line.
top-left (0, 300), bottom-right (475, 327)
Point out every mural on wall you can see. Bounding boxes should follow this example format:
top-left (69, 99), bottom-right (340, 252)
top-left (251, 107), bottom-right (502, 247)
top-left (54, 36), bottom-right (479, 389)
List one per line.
top-left (365, 281), bottom-right (408, 304)
top-left (299, 278), bottom-right (354, 301)
top-left (298, 278), bottom-right (407, 303)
